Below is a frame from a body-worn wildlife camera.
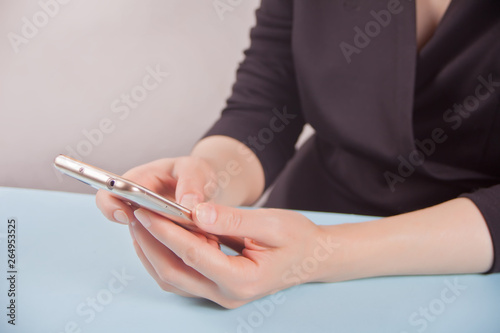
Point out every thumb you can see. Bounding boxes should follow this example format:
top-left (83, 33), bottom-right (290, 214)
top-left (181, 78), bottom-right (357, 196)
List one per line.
top-left (193, 203), bottom-right (283, 245)
top-left (174, 167), bottom-right (208, 210)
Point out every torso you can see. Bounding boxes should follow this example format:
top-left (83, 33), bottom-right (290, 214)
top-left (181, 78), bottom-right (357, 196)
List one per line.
top-left (266, 0), bottom-right (500, 214)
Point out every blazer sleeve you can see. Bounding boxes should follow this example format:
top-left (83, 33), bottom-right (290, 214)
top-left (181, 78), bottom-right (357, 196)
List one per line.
top-left (461, 185), bottom-right (500, 273)
top-left (202, 0), bottom-right (306, 189)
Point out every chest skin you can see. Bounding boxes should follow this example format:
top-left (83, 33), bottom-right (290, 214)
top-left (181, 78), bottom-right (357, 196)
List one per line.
top-left (416, 0), bottom-right (452, 51)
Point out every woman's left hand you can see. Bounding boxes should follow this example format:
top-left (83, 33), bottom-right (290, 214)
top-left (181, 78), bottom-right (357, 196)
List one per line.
top-left (129, 203), bottom-right (336, 309)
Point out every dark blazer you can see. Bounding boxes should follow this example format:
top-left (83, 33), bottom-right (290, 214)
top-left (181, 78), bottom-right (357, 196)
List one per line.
top-left (204, 0), bottom-right (500, 272)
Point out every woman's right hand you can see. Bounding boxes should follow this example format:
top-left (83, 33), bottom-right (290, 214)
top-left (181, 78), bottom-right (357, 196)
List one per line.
top-left (95, 155), bottom-right (232, 299)
top-left (96, 136), bottom-right (265, 225)
top-left (94, 141), bottom-right (265, 299)
top-left (95, 156), bottom-right (218, 226)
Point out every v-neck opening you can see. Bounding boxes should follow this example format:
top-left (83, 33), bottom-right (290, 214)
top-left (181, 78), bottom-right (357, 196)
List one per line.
top-left (417, 0), bottom-right (457, 58)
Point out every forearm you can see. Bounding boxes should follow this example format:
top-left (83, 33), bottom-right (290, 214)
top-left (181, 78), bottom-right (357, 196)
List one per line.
top-left (314, 198), bottom-right (494, 283)
top-left (190, 135), bottom-right (265, 206)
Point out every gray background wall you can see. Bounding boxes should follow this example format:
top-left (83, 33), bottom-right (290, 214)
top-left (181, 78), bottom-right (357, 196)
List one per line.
top-left (0, 0), bottom-right (313, 194)
top-left (0, 0), bottom-right (258, 193)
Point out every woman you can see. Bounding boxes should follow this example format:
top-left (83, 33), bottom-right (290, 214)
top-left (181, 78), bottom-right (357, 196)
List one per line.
top-left (96, 0), bottom-right (500, 308)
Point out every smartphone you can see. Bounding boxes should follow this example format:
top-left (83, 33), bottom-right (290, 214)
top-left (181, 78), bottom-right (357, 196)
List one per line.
top-left (54, 155), bottom-right (204, 231)
top-left (54, 154), bottom-right (244, 251)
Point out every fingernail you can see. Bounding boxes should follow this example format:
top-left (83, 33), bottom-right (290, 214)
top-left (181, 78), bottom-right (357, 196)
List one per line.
top-left (180, 193), bottom-right (201, 209)
top-left (134, 209), bottom-right (152, 228)
top-left (113, 210), bottom-right (129, 225)
top-left (196, 203), bottom-right (216, 225)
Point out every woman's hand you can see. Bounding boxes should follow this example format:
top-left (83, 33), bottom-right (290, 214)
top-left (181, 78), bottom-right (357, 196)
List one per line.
top-left (96, 136), bottom-right (265, 225)
top-left (126, 198), bottom-right (493, 308)
top-left (95, 136), bottom-right (267, 301)
top-left (95, 156), bottom-right (218, 225)
top-left (130, 203), bottom-right (328, 309)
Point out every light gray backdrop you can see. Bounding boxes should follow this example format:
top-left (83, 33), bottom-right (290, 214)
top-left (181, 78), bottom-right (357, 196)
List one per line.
top-left (0, 0), bottom-right (313, 194)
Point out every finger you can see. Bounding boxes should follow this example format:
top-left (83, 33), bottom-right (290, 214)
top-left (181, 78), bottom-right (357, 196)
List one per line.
top-left (95, 189), bottom-right (135, 225)
top-left (173, 159), bottom-right (211, 209)
top-left (134, 208), bottom-right (252, 284)
top-left (192, 231), bottom-right (221, 249)
top-left (123, 159), bottom-right (178, 198)
top-left (193, 203), bottom-right (287, 246)
top-left (130, 216), bottom-right (220, 299)
top-left (129, 226), bottom-right (195, 297)
top-left (95, 158), bottom-right (178, 224)
top-left (133, 241), bottom-right (195, 297)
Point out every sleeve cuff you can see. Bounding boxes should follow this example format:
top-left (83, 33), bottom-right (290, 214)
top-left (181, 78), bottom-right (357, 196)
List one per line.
top-left (460, 184), bottom-right (500, 274)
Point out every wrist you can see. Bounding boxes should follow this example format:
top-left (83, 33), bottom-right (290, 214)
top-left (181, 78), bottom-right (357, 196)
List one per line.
top-left (312, 221), bottom-right (387, 283)
top-left (310, 224), bottom-right (356, 283)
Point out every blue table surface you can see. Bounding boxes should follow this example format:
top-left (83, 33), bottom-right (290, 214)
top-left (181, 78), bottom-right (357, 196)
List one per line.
top-left (0, 187), bottom-right (499, 333)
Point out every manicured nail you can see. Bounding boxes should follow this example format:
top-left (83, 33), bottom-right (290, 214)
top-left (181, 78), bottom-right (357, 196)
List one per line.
top-left (113, 210), bottom-right (129, 225)
top-left (196, 203), bottom-right (216, 225)
top-left (134, 209), bottom-right (152, 228)
top-left (180, 193), bottom-right (201, 209)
